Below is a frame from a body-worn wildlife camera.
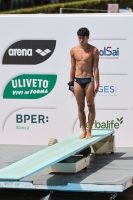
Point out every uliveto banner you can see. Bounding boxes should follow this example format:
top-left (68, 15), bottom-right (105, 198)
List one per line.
top-left (3, 74), bottom-right (57, 99)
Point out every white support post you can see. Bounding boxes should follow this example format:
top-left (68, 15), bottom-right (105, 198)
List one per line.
top-left (60, 8), bottom-right (62, 14)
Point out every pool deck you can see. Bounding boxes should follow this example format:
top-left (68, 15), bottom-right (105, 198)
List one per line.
top-left (0, 145), bottom-right (132, 193)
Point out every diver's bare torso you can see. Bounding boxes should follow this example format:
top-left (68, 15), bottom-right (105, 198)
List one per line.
top-left (72, 44), bottom-right (96, 77)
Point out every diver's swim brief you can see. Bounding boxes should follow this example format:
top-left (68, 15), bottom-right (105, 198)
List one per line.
top-left (74, 77), bottom-right (94, 88)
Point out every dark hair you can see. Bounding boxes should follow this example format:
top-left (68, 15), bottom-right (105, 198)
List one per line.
top-left (77, 27), bottom-right (90, 37)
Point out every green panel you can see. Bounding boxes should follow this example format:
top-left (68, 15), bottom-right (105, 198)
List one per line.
top-left (3, 74), bottom-right (57, 99)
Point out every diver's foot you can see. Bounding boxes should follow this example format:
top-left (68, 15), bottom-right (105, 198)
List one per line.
top-left (86, 132), bottom-right (93, 139)
top-left (78, 131), bottom-right (87, 139)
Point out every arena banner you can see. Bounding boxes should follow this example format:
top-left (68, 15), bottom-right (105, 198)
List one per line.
top-left (0, 14), bottom-right (132, 147)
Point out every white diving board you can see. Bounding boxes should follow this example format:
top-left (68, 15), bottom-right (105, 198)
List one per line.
top-left (0, 129), bottom-right (114, 181)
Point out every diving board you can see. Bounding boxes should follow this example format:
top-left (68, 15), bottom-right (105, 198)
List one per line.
top-left (0, 129), bottom-right (114, 181)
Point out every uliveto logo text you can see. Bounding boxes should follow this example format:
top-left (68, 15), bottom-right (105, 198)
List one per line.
top-left (2, 40), bottom-right (56, 65)
top-left (99, 46), bottom-right (119, 59)
top-left (3, 74), bottom-right (57, 99)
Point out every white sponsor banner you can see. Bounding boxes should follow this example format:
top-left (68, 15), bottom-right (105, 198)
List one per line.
top-left (0, 14), bottom-right (132, 147)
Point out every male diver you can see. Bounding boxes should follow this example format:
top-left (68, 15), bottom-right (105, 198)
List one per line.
top-left (68, 27), bottom-right (99, 139)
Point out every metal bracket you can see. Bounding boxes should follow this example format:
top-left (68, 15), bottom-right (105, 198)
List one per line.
top-left (76, 147), bottom-right (91, 157)
top-left (40, 191), bottom-right (54, 200)
top-left (109, 193), bottom-right (117, 200)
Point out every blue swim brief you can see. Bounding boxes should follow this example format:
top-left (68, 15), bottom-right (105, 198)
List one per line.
top-left (74, 77), bottom-right (94, 88)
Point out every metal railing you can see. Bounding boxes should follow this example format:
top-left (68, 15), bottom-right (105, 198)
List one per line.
top-left (59, 7), bottom-right (108, 14)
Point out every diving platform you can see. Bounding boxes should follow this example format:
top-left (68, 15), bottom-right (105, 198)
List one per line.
top-left (0, 129), bottom-right (133, 196)
top-left (0, 129), bottom-right (114, 180)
